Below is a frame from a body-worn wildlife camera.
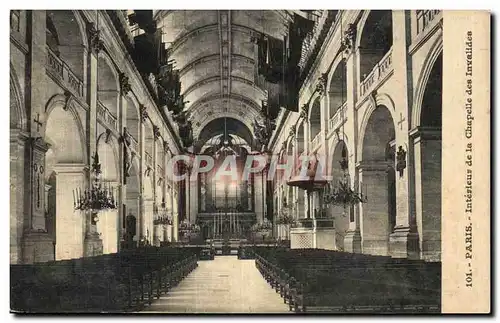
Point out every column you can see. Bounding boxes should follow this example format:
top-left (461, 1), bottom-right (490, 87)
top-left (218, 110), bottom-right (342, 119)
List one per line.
top-left (10, 130), bottom-right (28, 264)
top-left (118, 92), bottom-right (128, 249)
top-left (186, 171), bottom-right (191, 223)
top-left (143, 198), bottom-right (154, 244)
top-left (96, 181), bottom-right (120, 254)
top-left (172, 190), bottom-right (178, 241)
top-left (50, 164), bottom-right (87, 260)
top-left (358, 161), bottom-right (390, 256)
top-left (152, 129), bottom-right (159, 245)
top-left (190, 175), bottom-right (198, 224)
top-left (388, 10), bottom-right (419, 259)
top-left (254, 172), bottom-right (264, 223)
top-left (343, 38), bottom-right (362, 253)
top-left (412, 128), bottom-right (441, 261)
top-left (19, 134), bottom-right (54, 263)
top-left (138, 113), bottom-right (146, 241)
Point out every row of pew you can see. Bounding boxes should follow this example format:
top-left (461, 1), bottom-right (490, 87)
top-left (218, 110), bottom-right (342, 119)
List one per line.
top-left (254, 248), bottom-right (441, 313)
top-left (11, 247), bottom-right (199, 313)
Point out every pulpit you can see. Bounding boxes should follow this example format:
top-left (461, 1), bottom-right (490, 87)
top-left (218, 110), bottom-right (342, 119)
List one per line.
top-left (290, 218), bottom-right (336, 250)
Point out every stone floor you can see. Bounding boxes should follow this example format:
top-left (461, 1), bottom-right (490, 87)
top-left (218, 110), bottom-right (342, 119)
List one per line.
top-left (141, 256), bottom-right (291, 313)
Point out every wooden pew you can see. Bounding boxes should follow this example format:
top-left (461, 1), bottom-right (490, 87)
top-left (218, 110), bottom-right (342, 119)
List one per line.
top-left (10, 247), bottom-right (199, 313)
top-left (254, 248), bottom-right (441, 313)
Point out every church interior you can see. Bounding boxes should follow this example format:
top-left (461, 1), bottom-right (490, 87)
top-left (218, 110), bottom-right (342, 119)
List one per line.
top-left (10, 10), bottom-right (443, 313)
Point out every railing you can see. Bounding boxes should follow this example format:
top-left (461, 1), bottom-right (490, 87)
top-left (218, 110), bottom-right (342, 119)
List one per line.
top-left (311, 132), bottom-right (323, 151)
top-left (416, 10), bottom-right (441, 35)
top-left (328, 102), bottom-right (348, 133)
top-left (298, 10), bottom-right (328, 70)
top-left (145, 151), bottom-right (153, 166)
top-left (359, 47), bottom-right (393, 98)
top-left (315, 218), bottom-right (335, 228)
top-left (295, 218), bottom-right (314, 229)
top-left (97, 101), bottom-right (118, 131)
top-left (46, 46), bottom-right (84, 98)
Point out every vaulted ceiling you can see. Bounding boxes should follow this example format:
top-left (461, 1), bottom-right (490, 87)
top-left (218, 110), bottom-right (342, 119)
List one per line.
top-left (155, 10), bottom-right (295, 146)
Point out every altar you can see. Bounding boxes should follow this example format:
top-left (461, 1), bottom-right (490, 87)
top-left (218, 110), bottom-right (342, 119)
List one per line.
top-left (196, 212), bottom-right (256, 240)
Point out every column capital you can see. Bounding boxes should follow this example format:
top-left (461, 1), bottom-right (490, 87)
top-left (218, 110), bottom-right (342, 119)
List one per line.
top-left (153, 125), bottom-right (161, 140)
top-left (356, 160), bottom-right (391, 172)
top-left (10, 129), bottom-right (30, 145)
top-left (119, 72), bottom-right (132, 95)
top-left (300, 104), bottom-right (309, 120)
top-left (86, 22), bottom-right (104, 55)
top-left (409, 126), bottom-right (442, 141)
top-left (139, 104), bottom-right (149, 122)
top-left (340, 23), bottom-right (357, 56)
top-left (315, 73), bottom-right (328, 96)
top-left (52, 163), bottom-right (88, 175)
top-left (28, 136), bottom-right (51, 153)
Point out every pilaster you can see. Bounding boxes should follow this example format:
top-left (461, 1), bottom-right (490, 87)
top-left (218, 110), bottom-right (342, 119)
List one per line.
top-left (50, 164), bottom-right (87, 260)
top-left (388, 10), bottom-right (418, 259)
top-left (358, 160), bottom-right (391, 256)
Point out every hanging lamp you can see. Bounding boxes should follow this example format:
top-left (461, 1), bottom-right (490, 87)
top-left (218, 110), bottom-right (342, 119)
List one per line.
top-left (322, 11), bottom-right (367, 209)
top-left (74, 14), bottom-right (117, 215)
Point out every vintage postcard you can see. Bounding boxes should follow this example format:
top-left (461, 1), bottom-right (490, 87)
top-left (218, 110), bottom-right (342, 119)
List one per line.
top-left (9, 9), bottom-right (490, 314)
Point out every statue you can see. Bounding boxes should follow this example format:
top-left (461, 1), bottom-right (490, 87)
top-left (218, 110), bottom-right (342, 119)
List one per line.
top-left (253, 116), bottom-right (276, 150)
top-left (396, 146), bottom-right (407, 177)
top-left (173, 110), bottom-right (194, 148)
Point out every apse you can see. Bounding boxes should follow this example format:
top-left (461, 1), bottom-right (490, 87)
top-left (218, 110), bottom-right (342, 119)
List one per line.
top-left (195, 117), bottom-right (254, 151)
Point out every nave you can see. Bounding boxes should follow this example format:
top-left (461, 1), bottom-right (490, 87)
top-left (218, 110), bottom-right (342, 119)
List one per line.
top-left (142, 256), bottom-right (289, 313)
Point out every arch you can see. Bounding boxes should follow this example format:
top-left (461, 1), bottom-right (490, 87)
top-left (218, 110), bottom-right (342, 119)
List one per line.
top-left (360, 105), bottom-right (396, 162)
top-left (413, 45), bottom-right (443, 261)
top-left (327, 139), bottom-right (351, 247)
top-left (125, 94), bottom-right (140, 142)
top-left (327, 131), bottom-right (350, 176)
top-left (46, 10), bottom-right (87, 80)
top-left (308, 97), bottom-right (322, 141)
top-left (144, 119), bottom-right (155, 159)
top-left (96, 132), bottom-right (120, 182)
top-left (125, 159), bottom-right (140, 244)
top-left (196, 117), bottom-right (254, 150)
top-left (296, 120), bottom-right (305, 155)
top-left (357, 10), bottom-right (393, 81)
top-left (43, 94), bottom-right (86, 163)
top-left (97, 51), bottom-right (120, 118)
top-left (187, 92), bottom-right (262, 116)
top-left (357, 93), bottom-right (397, 159)
top-left (143, 173), bottom-right (154, 200)
top-left (10, 66), bottom-right (27, 131)
top-left (330, 139), bottom-right (349, 179)
top-left (328, 58), bottom-right (347, 117)
top-left (412, 36), bottom-right (443, 128)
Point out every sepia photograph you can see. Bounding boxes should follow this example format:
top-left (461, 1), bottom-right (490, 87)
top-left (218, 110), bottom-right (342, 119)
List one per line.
top-left (8, 8), bottom-right (491, 314)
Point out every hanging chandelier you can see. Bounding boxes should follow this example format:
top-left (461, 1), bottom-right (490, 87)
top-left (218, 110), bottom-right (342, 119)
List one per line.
top-left (318, 14), bottom-right (366, 209)
top-left (322, 144), bottom-right (367, 207)
top-left (73, 151), bottom-right (118, 213)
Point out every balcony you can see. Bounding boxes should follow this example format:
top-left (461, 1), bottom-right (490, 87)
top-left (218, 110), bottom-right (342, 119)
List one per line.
top-left (416, 10), bottom-right (442, 36)
top-left (310, 132), bottom-right (323, 151)
top-left (46, 46), bottom-right (84, 98)
top-left (328, 102), bottom-right (348, 134)
top-left (359, 47), bottom-right (393, 99)
top-left (97, 101), bottom-right (118, 131)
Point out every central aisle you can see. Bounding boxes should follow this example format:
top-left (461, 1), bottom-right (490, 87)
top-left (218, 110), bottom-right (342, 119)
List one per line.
top-left (142, 256), bottom-right (291, 313)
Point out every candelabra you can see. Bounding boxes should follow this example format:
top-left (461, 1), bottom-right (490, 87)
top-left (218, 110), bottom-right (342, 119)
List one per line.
top-left (73, 151), bottom-right (118, 215)
top-left (322, 157), bottom-right (367, 208)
